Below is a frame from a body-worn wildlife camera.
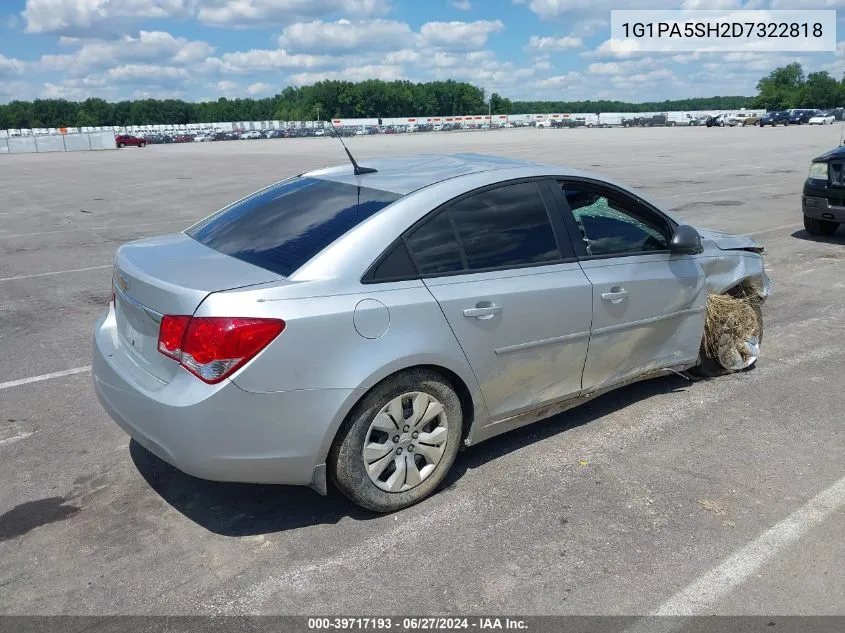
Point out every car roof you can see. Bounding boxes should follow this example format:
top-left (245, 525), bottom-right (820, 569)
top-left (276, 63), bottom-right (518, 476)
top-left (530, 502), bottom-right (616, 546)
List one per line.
top-left (304, 152), bottom-right (577, 195)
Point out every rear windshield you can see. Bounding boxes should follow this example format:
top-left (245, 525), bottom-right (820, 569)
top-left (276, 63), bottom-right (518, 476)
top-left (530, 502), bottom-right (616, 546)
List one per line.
top-left (187, 177), bottom-right (402, 277)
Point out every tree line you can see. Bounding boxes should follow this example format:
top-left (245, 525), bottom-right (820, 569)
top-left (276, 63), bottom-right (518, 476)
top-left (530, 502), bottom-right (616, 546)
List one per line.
top-left (0, 63), bottom-right (841, 129)
top-left (751, 63), bottom-right (843, 111)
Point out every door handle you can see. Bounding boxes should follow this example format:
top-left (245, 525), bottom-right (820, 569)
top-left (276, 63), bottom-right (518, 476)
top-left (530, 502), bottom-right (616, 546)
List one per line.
top-left (601, 289), bottom-right (629, 304)
top-left (463, 305), bottom-right (503, 319)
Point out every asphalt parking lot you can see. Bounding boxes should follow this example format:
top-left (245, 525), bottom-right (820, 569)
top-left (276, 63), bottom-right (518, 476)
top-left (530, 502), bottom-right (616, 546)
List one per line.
top-left (1, 126), bottom-right (844, 617)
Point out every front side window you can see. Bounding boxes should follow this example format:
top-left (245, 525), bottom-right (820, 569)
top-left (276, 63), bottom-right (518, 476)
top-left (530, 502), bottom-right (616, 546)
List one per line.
top-left (560, 184), bottom-right (670, 257)
top-left (449, 181), bottom-right (561, 271)
top-left (404, 181), bottom-right (562, 276)
top-left (187, 177), bottom-right (402, 277)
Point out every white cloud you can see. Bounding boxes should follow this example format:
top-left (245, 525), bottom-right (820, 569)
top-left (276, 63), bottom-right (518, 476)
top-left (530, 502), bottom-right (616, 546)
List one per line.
top-left (279, 19), bottom-right (413, 53)
top-left (105, 63), bottom-right (192, 84)
top-left (0, 54), bottom-right (26, 77)
top-left (383, 49), bottom-right (420, 64)
top-left (22, 0), bottom-right (194, 34)
top-left (288, 63), bottom-right (403, 84)
top-left (568, 18), bottom-right (606, 37)
top-left (247, 81), bottom-right (274, 95)
top-left (514, 0), bottom-right (672, 20)
top-left (419, 20), bottom-right (504, 50)
top-left (20, 0), bottom-right (391, 33)
top-left (533, 71), bottom-right (583, 89)
top-left (214, 80), bottom-right (239, 93)
top-left (40, 76), bottom-right (112, 100)
top-left (1, 80), bottom-right (37, 102)
top-left (525, 35), bottom-right (582, 51)
top-left (451, 0), bottom-right (471, 9)
top-left (427, 50), bottom-right (494, 68)
top-left (206, 48), bottom-right (333, 74)
top-left (681, 0), bottom-right (742, 8)
top-left (583, 38), bottom-right (646, 59)
top-left (197, 0), bottom-right (390, 26)
top-left (610, 68), bottom-right (675, 84)
top-left (39, 31), bottom-right (214, 76)
top-left (587, 57), bottom-right (654, 75)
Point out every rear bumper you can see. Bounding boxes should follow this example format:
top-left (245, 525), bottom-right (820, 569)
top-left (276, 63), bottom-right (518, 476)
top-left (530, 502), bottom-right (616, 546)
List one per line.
top-left (92, 309), bottom-right (356, 488)
top-left (803, 196), bottom-right (845, 223)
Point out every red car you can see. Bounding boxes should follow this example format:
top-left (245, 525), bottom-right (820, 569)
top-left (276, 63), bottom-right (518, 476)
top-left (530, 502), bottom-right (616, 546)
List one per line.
top-left (115, 134), bottom-right (147, 148)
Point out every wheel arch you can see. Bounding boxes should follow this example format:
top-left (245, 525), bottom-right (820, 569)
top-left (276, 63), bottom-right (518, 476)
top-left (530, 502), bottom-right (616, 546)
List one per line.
top-left (315, 357), bottom-right (487, 471)
top-left (721, 275), bottom-right (770, 302)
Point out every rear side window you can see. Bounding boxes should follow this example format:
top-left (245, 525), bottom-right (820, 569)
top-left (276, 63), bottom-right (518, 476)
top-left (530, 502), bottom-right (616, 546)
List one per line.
top-left (405, 212), bottom-right (464, 275)
top-left (187, 177), bottom-right (401, 277)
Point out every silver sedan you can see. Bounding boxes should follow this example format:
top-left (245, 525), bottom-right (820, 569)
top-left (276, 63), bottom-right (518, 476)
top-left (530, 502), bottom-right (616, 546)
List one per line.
top-left (92, 153), bottom-right (770, 512)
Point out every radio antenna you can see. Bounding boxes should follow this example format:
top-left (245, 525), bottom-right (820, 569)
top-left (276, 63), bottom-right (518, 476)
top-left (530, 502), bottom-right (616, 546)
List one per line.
top-left (327, 119), bottom-right (377, 175)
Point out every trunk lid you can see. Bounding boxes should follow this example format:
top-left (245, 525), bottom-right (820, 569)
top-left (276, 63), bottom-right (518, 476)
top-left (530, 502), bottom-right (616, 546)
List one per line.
top-left (113, 233), bottom-right (282, 381)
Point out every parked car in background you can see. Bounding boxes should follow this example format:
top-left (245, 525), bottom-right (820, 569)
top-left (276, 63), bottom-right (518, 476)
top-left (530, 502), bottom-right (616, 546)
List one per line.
top-left (726, 112), bottom-right (757, 126)
top-left (742, 115), bottom-right (761, 126)
top-left (239, 130), bottom-right (264, 140)
top-left (789, 109), bottom-right (821, 125)
top-left (808, 112), bottom-right (835, 125)
top-left (705, 114), bottom-right (726, 127)
top-left (115, 134), bottom-right (147, 148)
top-left (93, 153), bottom-right (770, 513)
top-left (620, 114), bottom-right (667, 127)
top-left (803, 145), bottom-right (845, 236)
top-left (758, 111), bottom-right (790, 127)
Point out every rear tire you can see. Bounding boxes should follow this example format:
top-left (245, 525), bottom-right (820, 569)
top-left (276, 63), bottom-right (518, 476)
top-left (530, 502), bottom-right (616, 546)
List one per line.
top-left (330, 369), bottom-right (463, 513)
top-left (139, 142), bottom-right (146, 148)
top-left (691, 297), bottom-right (763, 378)
top-left (804, 214), bottom-right (839, 236)
top-left (117, 142), bottom-right (125, 148)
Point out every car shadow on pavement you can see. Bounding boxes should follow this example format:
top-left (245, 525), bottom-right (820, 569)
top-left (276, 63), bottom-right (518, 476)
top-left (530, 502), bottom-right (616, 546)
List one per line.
top-left (442, 374), bottom-right (689, 487)
top-left (129, 440), bottom-right (374, 536)
top-left (791, 228), bottom-right (845, 244)
top-left (131, 375), bottom-right (689, 535)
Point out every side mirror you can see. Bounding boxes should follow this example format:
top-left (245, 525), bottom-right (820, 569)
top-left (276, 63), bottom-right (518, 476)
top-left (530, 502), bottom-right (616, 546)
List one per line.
top-left (670, 225), bottom-right (703, 255)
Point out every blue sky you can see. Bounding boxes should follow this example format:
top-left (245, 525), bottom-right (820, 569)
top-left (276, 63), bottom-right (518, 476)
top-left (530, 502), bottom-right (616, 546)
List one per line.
top-left (0, 1), bottom-right (843, 105)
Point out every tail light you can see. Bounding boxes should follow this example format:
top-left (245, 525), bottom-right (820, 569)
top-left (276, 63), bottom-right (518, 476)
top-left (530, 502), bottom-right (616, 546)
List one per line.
top-left (157, 316), bottom-right (284, 384)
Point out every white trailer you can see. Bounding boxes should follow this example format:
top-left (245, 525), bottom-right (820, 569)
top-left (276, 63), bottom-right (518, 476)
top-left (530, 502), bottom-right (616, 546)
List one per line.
top-left (598, 113), bottom-right (624, 127)
top-left (667, 112), bottom-right (695, 126)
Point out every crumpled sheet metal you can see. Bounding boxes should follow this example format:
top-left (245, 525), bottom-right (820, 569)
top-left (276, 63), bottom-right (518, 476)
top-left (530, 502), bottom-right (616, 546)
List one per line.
top-left (699, 253), bottom-right (772, 302)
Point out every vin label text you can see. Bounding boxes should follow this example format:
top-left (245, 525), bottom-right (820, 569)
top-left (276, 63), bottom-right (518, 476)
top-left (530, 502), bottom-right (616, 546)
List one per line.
top-left (610, 10), bottom-right (836, 52)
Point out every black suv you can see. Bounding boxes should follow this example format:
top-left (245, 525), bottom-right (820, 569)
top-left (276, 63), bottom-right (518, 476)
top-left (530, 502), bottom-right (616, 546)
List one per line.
top-left (759, 111), bottom-right (790, 126)
top-left (803, 145), bottom-right (845, 236)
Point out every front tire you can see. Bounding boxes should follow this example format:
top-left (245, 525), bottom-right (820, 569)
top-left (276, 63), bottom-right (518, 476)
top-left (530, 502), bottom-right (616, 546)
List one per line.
top-left (117, 142), bottom-right (125, 148)
top-left (139, 142), bottom-right (146, 148)
top-left (330, 369), bottom-right (464, 513)
top-left (804, 214), bottom-right (839, 236)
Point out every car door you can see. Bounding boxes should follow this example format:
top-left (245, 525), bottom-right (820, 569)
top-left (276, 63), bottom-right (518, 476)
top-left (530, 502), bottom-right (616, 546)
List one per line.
top-left (552, 180), bottom-right (707, 393)
top-left (403, 179), bottom-right (593, 424)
